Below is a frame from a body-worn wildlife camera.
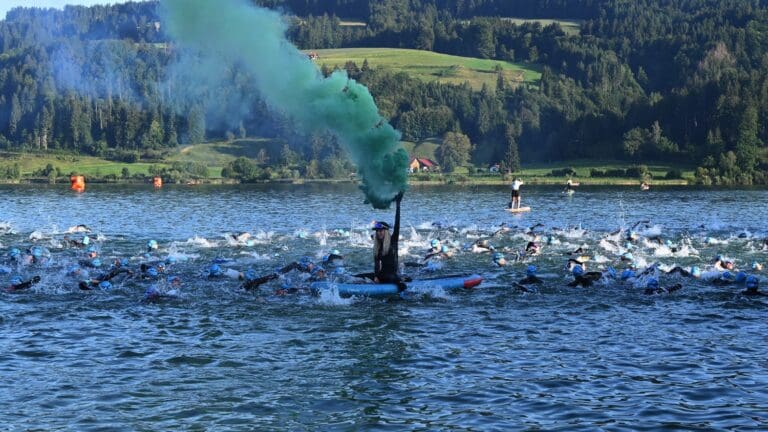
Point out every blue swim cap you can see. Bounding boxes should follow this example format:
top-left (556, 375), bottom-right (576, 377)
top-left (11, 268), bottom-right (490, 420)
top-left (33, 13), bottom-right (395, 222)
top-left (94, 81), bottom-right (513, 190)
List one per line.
top-left (691, 266), bottom-right (701, 278)
top-left (572, 265), bottom-right (584, 276)
top-left (735, 272), bottom-right (747, 283)
top-left (665, 240), bottom-right (673, 247)
top-left (526, 265), bottom-right (537, 276)
top-left (143, 285), bottom-right (159, 299)
top-left (299, 256), bottom-right (312, 265)
top-left (311, 266), bottom-right (325, 275)
top-left (721, 271), bottom-right (734, 280)
top-left (332, 267), bottom-right (345, 275)
top-left (646, 278), bottom-right (659, 289)
top-left (746, 275), bottom-right (759, 289)
top-left (30, 246), bottom-right (43, 258)
top-left (621, 269), bottom-right (636, 280)
top-left (91, 258), bottom-right (102, 267)
top-left (244, 269), bottom-right (257, 281)
top-left (430, 239), bottom-right (440, 248)
top-left (208, 264), bottom-right (221, 277)
top-left (622, 252), bottom-right (634, 261)
top-left (167, 275), bottom-right (181, 285)
top-left (9, 248), bottom-right (20, 258)
top-left (441, 245), bottom-right (449, 253)
top-left (607, 266), bottom-right (617, 278)
top-left (752, 262), bottom-right (763, 270)
top-left (147, 240), bottom-right (158, 250)
top-left (147, 267), bottom-right (159, 277)
top-left (86, 245), bottom-right (97, 253)
top-left (120, 258), bottom-right (130, 267)
top-left (98, 281), bottom-right (112, 290)
top-left (492, 252), bottom-right (504, 261)
top-left (245, 240), bottom-right (255, 247)
top-left (82, 235), bottom-right (90, 245)
top-left (10, 276), bottom-right (23, 286)
top-left (331, 249), bottom-right (340, 255)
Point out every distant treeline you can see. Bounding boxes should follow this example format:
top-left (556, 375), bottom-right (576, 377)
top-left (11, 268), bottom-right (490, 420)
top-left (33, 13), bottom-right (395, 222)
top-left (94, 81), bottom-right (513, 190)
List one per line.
top-left (1, 0), bottom-right (768, 183)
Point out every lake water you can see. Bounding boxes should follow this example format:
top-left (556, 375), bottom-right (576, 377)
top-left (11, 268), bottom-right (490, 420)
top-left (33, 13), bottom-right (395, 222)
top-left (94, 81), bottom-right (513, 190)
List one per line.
top-left (1, 184), bottom-right (767, 430)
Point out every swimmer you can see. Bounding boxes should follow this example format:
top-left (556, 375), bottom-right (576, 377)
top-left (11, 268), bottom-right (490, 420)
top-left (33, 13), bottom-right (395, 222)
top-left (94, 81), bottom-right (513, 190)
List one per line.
top-left (742, 276), bottom-right (765, 296)
top-left (666, 266), bottom-right (701, 279)
top-left (643, 277), bottom-right (682, 295)
top-left (518, 265), bottom-right (543, 285)
top-left (567, 264), bottom-right (604, 288)
top-left (5, 275), bottom-right (41, 292)
top-left (525, 241), bottom-right (541, 256)
top-left (492, 252), bottom-right (507, 267)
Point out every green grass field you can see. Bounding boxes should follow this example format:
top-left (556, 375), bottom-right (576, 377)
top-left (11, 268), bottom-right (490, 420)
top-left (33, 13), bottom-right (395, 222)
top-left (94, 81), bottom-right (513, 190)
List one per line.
top-left (497, 18), bottom-right (582, 36)
top-left (313, 48), bottom-right (541, 90)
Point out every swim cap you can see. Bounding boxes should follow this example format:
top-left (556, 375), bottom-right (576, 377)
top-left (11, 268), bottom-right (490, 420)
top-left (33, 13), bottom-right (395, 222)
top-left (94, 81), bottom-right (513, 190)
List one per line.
top-left (167, 275), bottom-right (181, 285)
top-left (143, 285), bottom-right (159, 299)
top-left (492, 252), bottom-right (504, 261)
top-left (331, 249), bottom-right (340, 256)
top-left (30, 246), bottom-right (43, 258)
top-left (441, 245), bottom-right (449, 253)
top-left (625, 242), bottom-right (633, 250)
top-left (332, 267), bottom-right (345, 275)
top-left (9, 248), bottom-right (20, 258)
top-left (665, 240), bottom-right (673, 247)
top-left (735, 272), bottom-right (747, 283)
top-left (691, 266), bottom-right (701, 278)
top-left (86, 245), bottom-right (97, 253)
top-left (91, 258), bottom-right (102, 267)
top-left (82, 235), bottom-right (90, 245)
top-left (572, 265), bottom-right (584, 276)
top-left (98, 281), bottom-right (112, 290)
top-left (245, 240), bottom-right (255, 247)
top-left (311, 266), bottom-right (325, 275)
top-left (746, 275), bottom-right (759, 289)
top-left (208, 264), bottom-right (221, 277)
top-left (646, 278), bottom-right (659, 289)
top-left (621, 269), bottom-right (636, 280)
top-left (526, 265), bottom-right (537, 276)
top-left (607, 266), bottom-right (617, 278)
top-left (244, 269), bottom-right (257, 281)
top-left (430, 239), bottom-right (440, 248)
top-left (147, 240), bottom-right (158, 250)
top-left (622, 252), bottom-right (634, 261)
top-left (147, 267), bottom-right (159, 277)
top-left (721, 271), bottom-right (734, 280)
top-left (120, 258), bottom-right (130, 267)
top-left (10, 276), bottom-right (23, 286)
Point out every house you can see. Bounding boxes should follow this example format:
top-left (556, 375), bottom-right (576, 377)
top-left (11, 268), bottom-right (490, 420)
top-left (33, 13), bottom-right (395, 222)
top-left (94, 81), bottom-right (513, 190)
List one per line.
top-left (409, 158), bottom-right (439, 173)
top-left (489, 163), bottom-right (500, 173)
top-left (308, 51), bottom-right (319, 60)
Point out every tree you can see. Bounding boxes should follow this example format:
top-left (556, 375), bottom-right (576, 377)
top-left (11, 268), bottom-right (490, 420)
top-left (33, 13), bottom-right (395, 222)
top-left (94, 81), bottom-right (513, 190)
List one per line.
top-left (438, 131), bottom-right (472, 173)
top-left (503, 124), bottom-right (520, 173)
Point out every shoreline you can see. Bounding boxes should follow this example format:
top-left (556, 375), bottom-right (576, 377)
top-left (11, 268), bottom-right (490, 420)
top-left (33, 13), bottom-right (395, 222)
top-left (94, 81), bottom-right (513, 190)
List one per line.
top-left (0, 177), bottom-right (691, 186)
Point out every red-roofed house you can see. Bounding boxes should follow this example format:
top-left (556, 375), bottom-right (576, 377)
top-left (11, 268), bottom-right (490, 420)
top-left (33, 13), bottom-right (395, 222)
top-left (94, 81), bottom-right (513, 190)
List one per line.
top-left (409, 158), bottom-right (439, 173)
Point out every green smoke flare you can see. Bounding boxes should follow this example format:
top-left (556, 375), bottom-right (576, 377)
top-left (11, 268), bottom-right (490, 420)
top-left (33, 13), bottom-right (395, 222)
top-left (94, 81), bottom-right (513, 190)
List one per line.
top-left (161, 0), bottom-right (408, 208)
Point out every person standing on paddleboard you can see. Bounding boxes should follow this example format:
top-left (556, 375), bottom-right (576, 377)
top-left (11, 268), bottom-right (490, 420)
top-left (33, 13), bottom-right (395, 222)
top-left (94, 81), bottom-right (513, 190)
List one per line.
top-left (510, 178), bottom-right (524, 209)
top-left (373, 191), bottom-right (405, 291)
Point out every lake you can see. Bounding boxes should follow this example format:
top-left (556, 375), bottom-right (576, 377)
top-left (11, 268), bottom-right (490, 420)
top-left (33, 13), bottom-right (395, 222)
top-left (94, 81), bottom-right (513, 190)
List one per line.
top-left (1, 184), bottom-right (766, 430)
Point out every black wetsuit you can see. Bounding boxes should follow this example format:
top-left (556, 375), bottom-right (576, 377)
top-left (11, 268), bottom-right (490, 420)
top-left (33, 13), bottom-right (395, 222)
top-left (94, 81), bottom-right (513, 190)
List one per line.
top-left (375, 197), bottom-right (401, 285)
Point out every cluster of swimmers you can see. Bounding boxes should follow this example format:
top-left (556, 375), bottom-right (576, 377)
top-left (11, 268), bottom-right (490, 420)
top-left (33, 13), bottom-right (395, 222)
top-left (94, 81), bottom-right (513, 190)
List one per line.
top-left (2, 202), bottom-right (767, 299)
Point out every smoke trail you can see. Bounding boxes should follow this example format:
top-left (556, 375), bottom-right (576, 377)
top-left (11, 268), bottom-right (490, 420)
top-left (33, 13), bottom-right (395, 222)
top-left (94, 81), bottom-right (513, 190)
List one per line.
top-left (160, 0), bottom-right (408, 209)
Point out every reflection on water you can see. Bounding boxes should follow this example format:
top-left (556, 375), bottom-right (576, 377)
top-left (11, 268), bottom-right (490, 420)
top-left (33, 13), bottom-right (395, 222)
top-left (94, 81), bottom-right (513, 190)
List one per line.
top-left (0, 184), bottom-right (767, 429)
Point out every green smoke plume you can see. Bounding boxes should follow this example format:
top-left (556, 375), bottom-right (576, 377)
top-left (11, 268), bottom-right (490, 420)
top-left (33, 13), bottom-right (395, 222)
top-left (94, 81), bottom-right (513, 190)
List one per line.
top-left (160, 0), bottom-right (408, 209)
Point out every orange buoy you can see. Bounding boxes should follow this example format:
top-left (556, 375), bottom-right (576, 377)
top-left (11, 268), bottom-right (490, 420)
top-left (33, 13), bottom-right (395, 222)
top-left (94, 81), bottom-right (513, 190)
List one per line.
top-left (70, 175), bottom-right (85, 192)
top-left (153, 176), bottom-right (163, 188)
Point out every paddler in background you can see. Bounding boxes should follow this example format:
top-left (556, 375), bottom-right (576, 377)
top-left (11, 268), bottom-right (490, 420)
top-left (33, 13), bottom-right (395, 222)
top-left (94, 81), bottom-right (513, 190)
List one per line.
top-left (372, 191), bottom-right (405, 291)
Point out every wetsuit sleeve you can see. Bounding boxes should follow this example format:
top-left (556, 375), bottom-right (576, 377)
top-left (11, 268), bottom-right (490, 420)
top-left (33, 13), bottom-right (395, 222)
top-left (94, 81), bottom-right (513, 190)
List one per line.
top-left (392, 197), bottom-right (401, 269)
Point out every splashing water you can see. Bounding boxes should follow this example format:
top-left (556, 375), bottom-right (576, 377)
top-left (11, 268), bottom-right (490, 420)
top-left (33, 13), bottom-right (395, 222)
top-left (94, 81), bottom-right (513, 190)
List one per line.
top-left (160, 0), bottom-right (408, 208)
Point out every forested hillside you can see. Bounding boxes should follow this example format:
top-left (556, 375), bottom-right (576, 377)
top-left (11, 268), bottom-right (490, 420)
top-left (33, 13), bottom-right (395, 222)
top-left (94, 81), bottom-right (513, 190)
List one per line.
top-left (1, 0), bottom-right (768, 183)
